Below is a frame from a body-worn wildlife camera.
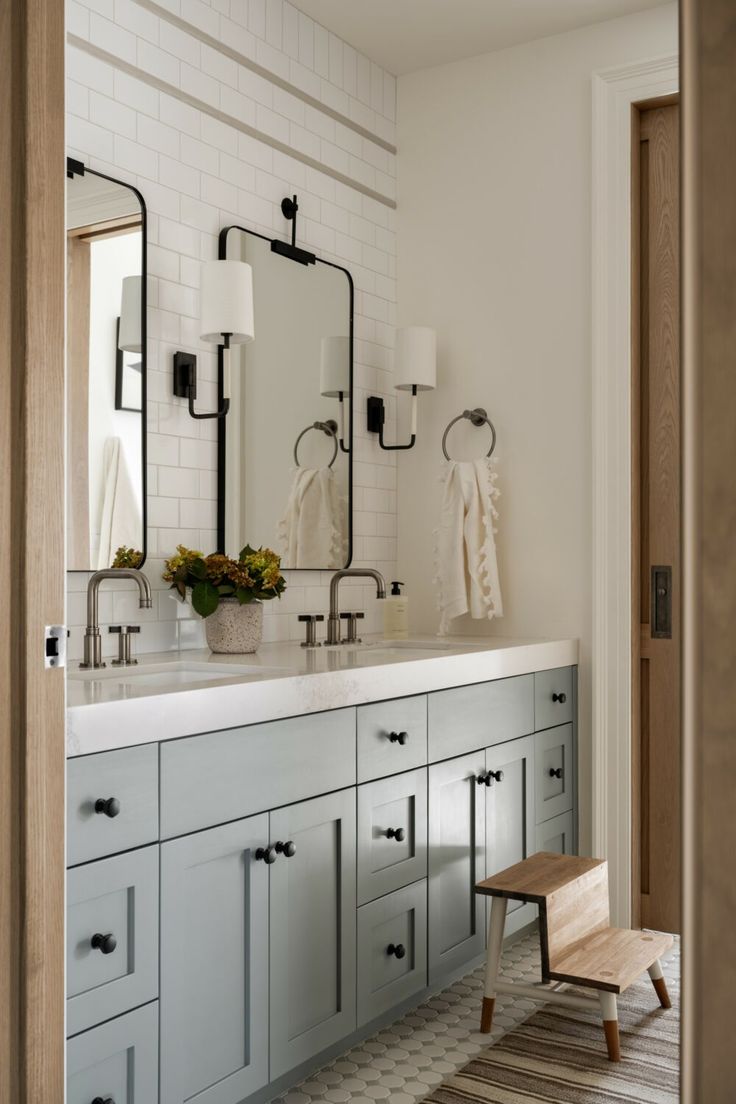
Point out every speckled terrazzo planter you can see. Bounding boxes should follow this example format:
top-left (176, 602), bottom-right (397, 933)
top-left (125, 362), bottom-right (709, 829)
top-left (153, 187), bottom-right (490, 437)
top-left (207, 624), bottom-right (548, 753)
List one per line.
top-left (205, 599), bottom-right (263, 654)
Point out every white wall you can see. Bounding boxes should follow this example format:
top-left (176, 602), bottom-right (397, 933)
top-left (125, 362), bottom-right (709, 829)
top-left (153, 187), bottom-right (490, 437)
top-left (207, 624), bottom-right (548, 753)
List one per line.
top-left (65, 0), bottom-right (399, 660)
top-left (395, 4), bottom-right (678, 849)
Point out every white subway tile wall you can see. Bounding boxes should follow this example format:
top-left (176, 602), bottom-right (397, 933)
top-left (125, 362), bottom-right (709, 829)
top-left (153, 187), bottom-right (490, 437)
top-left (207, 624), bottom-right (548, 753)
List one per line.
top-left (65, 0), bottom-right (400, 660)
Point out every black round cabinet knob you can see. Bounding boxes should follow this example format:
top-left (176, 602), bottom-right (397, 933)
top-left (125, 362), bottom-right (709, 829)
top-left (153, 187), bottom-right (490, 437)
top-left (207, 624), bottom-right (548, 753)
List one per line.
top-left (255, 846), bottom-right (277, 864)
top-left (549, 767), bottom-right (563, 779)
top-left (94, 797), bottom-right (120, 819)
top-left (275, 840), bottom-right (297, 858)
top-left (552, 692), bottom-right (567, 704)
top-left (91, 1097), bottom-right (115, 1104)
top-left (91, 932), bottom-right (117, 956)
top-left (489, 769), bottom-right (504, 783)
top-left (388, 731), bottom-right (408, 745)
top-left (387, 943), bottom-right (406, 959)
top-left (476, 772), bottom-right (491, 786)
top-left (386, 827), bottom-right (406, 842)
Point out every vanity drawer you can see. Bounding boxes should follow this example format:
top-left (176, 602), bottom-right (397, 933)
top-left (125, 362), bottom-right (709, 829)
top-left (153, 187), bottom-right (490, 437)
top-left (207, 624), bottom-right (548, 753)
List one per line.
top-left (67, 744), bottom-right (159, 866)
top-left (67, 1001), bottom-right (158, 1104)
top-left (67, 845), bottom-right (158, 1037)
top-left (161, 708), bottom-right (356, 838)
top-left (357, 695), bottom-right (427, 783)
top-left (428, 675), bottom-right (534, 762)
top-left (535, 809), bottom-right (575, 855)
top-left (357, 880), bottom-right (428, 1026)
top-left (535, 724), bottom-right (574, 824)
top-left (357, 768), bottom-right (427, 905)
top-left (534, 666), bottom-right (574, 731)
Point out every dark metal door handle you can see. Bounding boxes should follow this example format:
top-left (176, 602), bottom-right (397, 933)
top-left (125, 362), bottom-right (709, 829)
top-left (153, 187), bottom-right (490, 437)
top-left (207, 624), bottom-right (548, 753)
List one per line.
top-left (91, 932), bottom-right (117, 955)
top-left (651, 565), bottom-right (673, 638)
top-left (549, 767), bottom-right (563, 779)
top-left (552, 692), bottom-right (567, 704)
top-left (387, 942), bottom-right (406, 959)
top-left (476, 772), bottom-right (491, 786)
top-left (94, 797), bottom-right (120, 818)
top-left (386, 827), bottom-right (406, 842)
top-left (488, 770), bottom-right (504, 782)
top-left (275, 840), bottom-right (296, 858)
top-left (255, 846), bottom-right (277, 864)
top-left (388, 731), bottom-right (408, 745)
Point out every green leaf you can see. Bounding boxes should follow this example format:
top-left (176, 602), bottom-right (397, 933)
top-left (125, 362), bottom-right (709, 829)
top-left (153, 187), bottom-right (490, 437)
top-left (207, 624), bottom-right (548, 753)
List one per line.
top-left (188, 557), bottom-right (207, 580)
top-left (235, 587), bottom-right (255, 605)
top-left (239, 544), bottom-right (257, 562)
top-left (192, 580), bottom-right (220, 618)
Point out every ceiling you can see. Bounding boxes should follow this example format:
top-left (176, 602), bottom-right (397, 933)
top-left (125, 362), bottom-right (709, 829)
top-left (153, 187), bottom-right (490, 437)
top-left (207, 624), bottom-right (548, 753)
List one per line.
top-left (293, 0), bottom-right (671, 75)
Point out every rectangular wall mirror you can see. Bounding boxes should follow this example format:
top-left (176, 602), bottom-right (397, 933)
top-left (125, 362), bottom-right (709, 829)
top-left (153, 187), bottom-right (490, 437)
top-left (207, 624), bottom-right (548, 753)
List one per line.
top-left (66, 158), bottom-right (147, 571)
top-left (220, 226), bottom-right (353, 570)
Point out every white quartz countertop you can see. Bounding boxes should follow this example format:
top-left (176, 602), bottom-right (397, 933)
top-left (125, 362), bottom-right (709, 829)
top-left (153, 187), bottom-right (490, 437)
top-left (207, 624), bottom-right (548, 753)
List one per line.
top-left (66, 635), bottom-right (578, 757)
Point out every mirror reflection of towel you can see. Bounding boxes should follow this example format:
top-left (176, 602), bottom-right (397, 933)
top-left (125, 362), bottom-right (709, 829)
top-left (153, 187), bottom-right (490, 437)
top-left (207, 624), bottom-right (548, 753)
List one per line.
top-left (434, 457), bottom-right (503, 635)
top-left (278, 467), bottom-right (346, 569)
top-left (97, 437), bottom-right (141, 569)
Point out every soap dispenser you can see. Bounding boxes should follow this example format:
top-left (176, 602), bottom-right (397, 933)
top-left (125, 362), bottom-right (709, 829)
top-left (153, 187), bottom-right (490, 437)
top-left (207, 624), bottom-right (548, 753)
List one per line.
top-left (383, 581), bottom-right (409, 640)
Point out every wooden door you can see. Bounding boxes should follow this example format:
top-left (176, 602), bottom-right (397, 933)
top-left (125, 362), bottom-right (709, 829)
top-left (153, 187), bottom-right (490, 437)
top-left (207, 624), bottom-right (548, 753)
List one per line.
top-left (427, 751), bottom-right (486, 982)
top-left (269, 789), bottom-right (357, 1080)
top-left (159, 814), bottom-right (270, 1104)
top-left (0, 0), bottom-right (65, 1100)
top-left (632, 100), bottom-right (681, 933)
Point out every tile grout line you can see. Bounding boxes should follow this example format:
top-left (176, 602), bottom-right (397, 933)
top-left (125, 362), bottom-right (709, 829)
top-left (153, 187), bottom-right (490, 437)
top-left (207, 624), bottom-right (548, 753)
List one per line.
top-left (133, 0), bottom-right (398, 155)
top-left (67, 34), bottom-right (398, 211)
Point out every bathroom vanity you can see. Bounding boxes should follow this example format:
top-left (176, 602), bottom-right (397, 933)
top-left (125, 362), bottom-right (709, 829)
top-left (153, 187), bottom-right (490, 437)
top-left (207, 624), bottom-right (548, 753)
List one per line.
top-left (65, 637), bottom-right (578, 1104)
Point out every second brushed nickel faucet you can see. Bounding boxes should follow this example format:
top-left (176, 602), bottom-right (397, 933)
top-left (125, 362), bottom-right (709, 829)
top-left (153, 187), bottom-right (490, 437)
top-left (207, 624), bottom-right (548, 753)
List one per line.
top-left (326, 569), bottom-right (386, 645)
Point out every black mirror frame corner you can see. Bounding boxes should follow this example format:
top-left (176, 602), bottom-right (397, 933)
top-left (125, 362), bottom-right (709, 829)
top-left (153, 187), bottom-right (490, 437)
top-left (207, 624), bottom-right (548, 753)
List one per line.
top-left (65, 157), bottom-right (148, 572)
top-left (215, 223), bottom-right (355, 571)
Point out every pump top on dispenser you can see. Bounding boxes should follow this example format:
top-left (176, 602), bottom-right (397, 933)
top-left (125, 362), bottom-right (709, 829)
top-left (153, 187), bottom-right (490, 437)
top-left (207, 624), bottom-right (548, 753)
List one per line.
top-left (383, 581), bottom-right (409, 639)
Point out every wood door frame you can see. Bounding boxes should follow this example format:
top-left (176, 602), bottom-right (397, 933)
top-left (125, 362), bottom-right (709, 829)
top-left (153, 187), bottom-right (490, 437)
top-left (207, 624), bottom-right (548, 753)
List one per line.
top-left (591, 54), bottom-right (678, 926)
top-left (630, 95), bottom-right (681, 932)
top-left (681, 0), bottom-right (736, 1097)
top-left (0, 0), bottom-right (66, 1101)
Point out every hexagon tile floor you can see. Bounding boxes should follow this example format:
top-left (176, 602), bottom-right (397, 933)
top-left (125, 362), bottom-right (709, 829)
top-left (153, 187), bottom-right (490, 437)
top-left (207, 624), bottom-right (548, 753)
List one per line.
top-left (270, 930), bottom-right (680, 1104)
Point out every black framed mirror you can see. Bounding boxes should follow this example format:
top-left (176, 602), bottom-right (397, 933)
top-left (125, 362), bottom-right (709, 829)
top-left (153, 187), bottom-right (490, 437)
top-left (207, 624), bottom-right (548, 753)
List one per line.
top-left (218, 224), bottom-right (353, 570)
top-left (65, 158), bottom-right (147, 570)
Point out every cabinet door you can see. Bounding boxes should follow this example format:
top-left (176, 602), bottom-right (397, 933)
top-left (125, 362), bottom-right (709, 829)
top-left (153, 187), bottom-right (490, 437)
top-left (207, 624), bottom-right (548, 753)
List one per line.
top-left (160, 813), bottom-right (270, 1104)
top-left (428, 751), bottom-right (486, 983)
top-left (535, 724), bottom-right (574, 824)
top-left (535, 810), bottom-right (575, 855)
top-left (357, 768), bottom-right (427, 905)
top-left (67, 1001), bottom-right (158, 1104)
top-left (485, 735), bottom-right (535, 934)
top-left (269, 788), bottom-right (357, 1080)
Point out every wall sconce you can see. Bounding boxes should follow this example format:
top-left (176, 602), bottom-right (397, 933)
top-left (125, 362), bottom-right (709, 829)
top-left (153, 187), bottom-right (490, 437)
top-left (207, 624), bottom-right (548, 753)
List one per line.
top-left (118, 276), bottom-right (142, 353)
top-left (320, 336), bottom-right (350, 453)
top-left (173, 259), bottom-right (254, 420)
top-left (366, 326), bottom-right (437, 450)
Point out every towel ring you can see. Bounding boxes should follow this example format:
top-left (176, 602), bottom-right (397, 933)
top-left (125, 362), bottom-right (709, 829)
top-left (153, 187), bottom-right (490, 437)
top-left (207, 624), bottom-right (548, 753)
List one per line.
top-left (294, 419), bottom-right (339, 469)
top-left (442, 408), bottom-right (497, 461)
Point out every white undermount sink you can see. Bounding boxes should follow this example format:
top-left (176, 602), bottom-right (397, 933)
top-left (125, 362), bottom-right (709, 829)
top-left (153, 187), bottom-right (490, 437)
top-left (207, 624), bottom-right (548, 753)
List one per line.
top-left (69, 659), bottom-right (288, 690)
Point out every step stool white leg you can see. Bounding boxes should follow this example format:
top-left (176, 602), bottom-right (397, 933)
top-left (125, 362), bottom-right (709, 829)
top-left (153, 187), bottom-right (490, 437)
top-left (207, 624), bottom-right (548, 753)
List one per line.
top-left (598, 990), bottom-right (620, 1061)
top-left (648, 958), bottom-right (672, 1008)
top-left (480, 897), bottom-right (508, 1033)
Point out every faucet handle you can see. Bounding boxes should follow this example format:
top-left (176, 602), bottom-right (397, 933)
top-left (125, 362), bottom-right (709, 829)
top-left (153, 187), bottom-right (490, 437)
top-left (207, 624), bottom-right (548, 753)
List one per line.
top-left (340, 611), bottom-right (364, 644)
top-left (298, 613), bottom-right (324, 648)
top-left (110, 625), bottom-right (139, 667)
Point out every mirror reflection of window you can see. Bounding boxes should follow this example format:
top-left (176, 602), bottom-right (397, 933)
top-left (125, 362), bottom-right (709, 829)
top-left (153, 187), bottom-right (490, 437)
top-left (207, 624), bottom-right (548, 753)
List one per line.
top-left (66, 170), bottom-right (145, 570)
top-left (225, 230), bottom-right (352, 569)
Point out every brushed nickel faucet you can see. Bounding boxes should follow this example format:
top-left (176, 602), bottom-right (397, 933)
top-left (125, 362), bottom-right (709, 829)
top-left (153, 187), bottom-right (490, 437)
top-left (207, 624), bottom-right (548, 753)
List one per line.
top-left (80, 569), bottom-right (152, 669)
top-left (326, 569), bottom-right (386, 645)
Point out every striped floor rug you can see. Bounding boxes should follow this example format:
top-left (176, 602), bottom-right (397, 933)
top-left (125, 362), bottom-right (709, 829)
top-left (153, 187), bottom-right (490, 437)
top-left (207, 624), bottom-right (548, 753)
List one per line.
top-left (423, 972), bottom-right (679, 1103)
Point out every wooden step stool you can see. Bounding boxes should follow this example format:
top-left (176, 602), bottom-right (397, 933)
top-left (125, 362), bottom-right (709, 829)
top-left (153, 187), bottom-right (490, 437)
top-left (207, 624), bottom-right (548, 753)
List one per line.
top-left (475, 852), bottom-right (673, 1061)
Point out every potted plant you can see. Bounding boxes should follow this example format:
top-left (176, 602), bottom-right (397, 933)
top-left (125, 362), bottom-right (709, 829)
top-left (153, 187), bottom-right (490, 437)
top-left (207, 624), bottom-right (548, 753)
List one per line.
top-left (163, 544), bottom-right (286, 654)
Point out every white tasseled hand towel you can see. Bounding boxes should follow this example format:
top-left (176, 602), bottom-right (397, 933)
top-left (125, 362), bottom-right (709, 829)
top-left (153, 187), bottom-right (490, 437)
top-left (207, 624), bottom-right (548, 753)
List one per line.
top-left (434, 457), bottom-right (503, 635)
top-left (278, 467), bottom-right (346, 569)
top-left (97, 437), bottom-right (142, 569)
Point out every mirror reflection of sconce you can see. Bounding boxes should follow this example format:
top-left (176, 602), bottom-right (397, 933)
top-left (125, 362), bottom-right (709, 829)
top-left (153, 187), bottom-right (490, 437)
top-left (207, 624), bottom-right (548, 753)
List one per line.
top-left (173, 259), bottom-right (254, 420)
top-left (366, 326), bottom-right (437, 451)
top-left (118, 276), bottom-right (142, 353)
top-left (320, 336), bottom-right (350, 453)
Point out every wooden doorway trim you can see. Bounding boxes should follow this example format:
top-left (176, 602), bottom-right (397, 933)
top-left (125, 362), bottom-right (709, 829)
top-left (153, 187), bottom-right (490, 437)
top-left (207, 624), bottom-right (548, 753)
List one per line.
top-left (0, 0), bottom-right (66, 1101)
top-left (681, 0), bottom-right (736, 1098)
top-left (591, 54), bottom-right (678, 926)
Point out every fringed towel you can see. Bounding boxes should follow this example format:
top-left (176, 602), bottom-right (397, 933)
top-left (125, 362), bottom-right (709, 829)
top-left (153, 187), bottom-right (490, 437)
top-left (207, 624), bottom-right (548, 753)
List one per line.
top-left (278, 467), bottom-right (346, 569)
top-left (434, 457), bottom-right (503, 635)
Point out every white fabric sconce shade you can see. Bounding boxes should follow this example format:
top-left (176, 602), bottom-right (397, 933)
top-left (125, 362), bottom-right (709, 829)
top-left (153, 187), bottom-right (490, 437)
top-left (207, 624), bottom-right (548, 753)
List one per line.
top-left (320, 336), bottom-right (351, 397)
top-left (200, 259), bottom-right (254, 401)
top-left (118, 276), bottom-right (142, 354)
top-left (394, 326), bottom-right (437, 392)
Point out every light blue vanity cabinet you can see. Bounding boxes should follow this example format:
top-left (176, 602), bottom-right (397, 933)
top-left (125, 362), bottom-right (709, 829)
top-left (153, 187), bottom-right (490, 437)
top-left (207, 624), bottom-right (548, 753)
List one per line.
top-left (159, 813), bottom-right (270, 1104)
top-left (66, 662), bottom-right (578, 1104)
